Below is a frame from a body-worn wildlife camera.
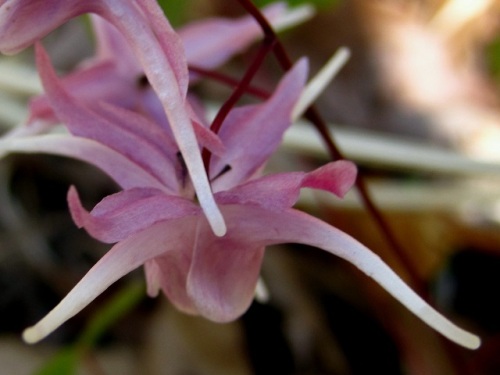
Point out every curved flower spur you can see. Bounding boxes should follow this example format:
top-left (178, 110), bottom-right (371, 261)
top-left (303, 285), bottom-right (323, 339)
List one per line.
top-left (0, 0), bottom-right (225, 235)
top-left (3, 43), bottom-right (480, 349)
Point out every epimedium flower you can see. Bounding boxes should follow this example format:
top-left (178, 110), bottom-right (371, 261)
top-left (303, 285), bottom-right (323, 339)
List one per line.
top-left (0, 0), bottom-right (226, 235)
top-left (3, 44), bottom-right (480, 350)
top-left (20, 2), bottom-right (311, 135)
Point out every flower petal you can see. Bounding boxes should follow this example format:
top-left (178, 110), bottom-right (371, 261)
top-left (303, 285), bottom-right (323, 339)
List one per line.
top-left (102, 0), bottom-right (226, 236)
top-left (22, 216), bottom-right (198, 344)
top-left (180, 3), bottom-right (288, 70)
top-left (187, 208), bottom-right (266, 322)
top-left (68, 186), bottom-right (200, 243)
top-left (150, 250), bottom-right (200, 315)
top-left (211, 59), bottom-right (308, 189)
top-left (27, 60), bottom-right (132, 126)
top-left (36, 44), bottom-right (179, 190)
top-left (302, 160), bottom-right (357, 198)
top-left (91, 15), bottom-right (139, 72)
top-left (0, 134), bottom-right (166, 190)
top-left (215, 160), bottom-right (357, 210)
top-left (0, 0), bottom-right (93, 54)
top-left (214, 205), bottom-right (480, 349)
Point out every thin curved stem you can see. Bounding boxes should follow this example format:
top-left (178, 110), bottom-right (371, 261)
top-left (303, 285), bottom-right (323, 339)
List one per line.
top-left (202, 38), bottom-right (275, 172)
top-left (236, 0), bottom-right (425, 294)
top-left (189, 65), bottom-right (270, 99)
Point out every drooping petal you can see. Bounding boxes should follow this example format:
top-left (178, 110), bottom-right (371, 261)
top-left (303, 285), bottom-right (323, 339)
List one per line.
top-left (211, 59), bottom-right (308, 190)
top-left (22, 216), bottom-right (199, 344)
top-left (200, 205), bottom-right (480, 349)
top-left (187, 208), bottom-right (266, 322)
top-left (215, 160), bottom-right (357, 210)
top-left (68, 186), bottom-right (200, 243)
top-left (187, 159), bottom-right (355, 322)
top-left (36, 44), bottom-right (178, 190)
top-left (151, 249), bottom-right (200, 315)
top-left (0, 134), bottom-right (166, 190)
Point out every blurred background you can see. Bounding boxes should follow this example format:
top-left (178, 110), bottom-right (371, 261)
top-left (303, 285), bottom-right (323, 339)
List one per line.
top-left (1, 0), bottom-right (500, 374)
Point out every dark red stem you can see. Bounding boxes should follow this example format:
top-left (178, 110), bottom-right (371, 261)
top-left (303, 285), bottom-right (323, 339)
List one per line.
top-left (237, 0), bottom-right (425, 294)
top-left (202, 37), bottom-right (275, 171)
top-left (189, 65), bottom-right (270, 100)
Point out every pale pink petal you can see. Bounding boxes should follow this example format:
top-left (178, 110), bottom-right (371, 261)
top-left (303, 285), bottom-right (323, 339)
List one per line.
top-left (187, 209), bottom-right (266, 322)
top-left (68, 186), bottom-right (199, 243)
top-left (152, 250), bottom-right (200, 315)
top-left (210, 59), bottom-right (308, 189)
top-left (179, 3), bottom-right (287, 70)
top-left (2, 0), bottom-right (226, 236)
top-left (0, 119), bottom-right (53, 141)
top-left (101, 0), bottom-right (226, 236)
top-left (36, 44), bottom-right (178, 190)
top-left (185, 99), bottom-right (226, 156)
top-left (97, 103), bottom-right (178, 163)
top-left (200, 205), bottom-right (480, 349)
top-left (0, 134), bottom-right (166, 190)
top-left (2, 0), bottom-right (224, 233)
top-left (215, 172), bottom-right (306, 210)
top-left (90, 15), bottom-right (139, 73)
top-left (302, 160), bottom-right (357, 198)
top-left (28, 61), bottom-right (133, 126)
top-left (215, 160), bottom-right (357, 210)
top-left (0, 0), bottom-right (94, 54)
top-left (22, 217), bottom-right (198, 344)
top-left (27, 16), bottom-right (144, 128)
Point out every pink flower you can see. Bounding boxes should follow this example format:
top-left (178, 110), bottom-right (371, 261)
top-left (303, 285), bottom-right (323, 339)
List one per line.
top-left (8, 45), bottom-right (480, 350)
top-left (0, 0), bottom-right (225, 235)
top-left (24, 3), bottom-right (303, 130)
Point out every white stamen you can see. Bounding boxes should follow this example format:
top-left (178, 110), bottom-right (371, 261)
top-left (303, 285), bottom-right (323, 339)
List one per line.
top-left (292, 47), bottom-right (350, 121)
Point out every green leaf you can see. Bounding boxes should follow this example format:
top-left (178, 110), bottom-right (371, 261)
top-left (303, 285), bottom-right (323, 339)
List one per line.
top-left (77, 280), bottom-right (145, 348)
top-left (157, 0), bottom-right (190, 27)
top-left (34, 348), bottom-right (79, 375)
